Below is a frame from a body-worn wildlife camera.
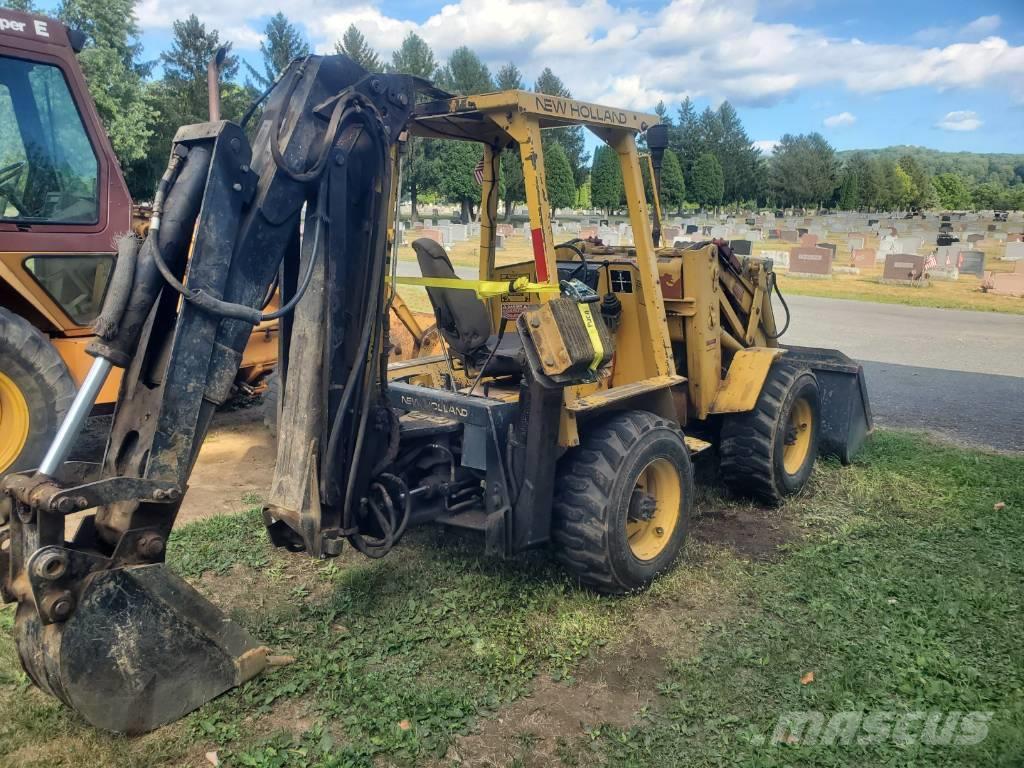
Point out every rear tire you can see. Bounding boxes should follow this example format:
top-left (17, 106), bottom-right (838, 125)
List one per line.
top-left (719, 362), bottom-right (820, 505)
top-left (0, 308), bottom-right (75, 474)
top-left (552, 410), bottom-right (694, 594)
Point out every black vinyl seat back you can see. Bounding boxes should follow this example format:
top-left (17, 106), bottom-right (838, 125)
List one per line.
top-left (412, 238), bottom-right (492, 357)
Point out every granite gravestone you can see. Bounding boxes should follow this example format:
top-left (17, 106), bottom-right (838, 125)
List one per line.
top-left (790, 246), bottom-right (833, 276)
top-left (730, 239), bottom-right (752, 256)
top-left (958, 250), bottom-right (985, 277)
top-left (883, 253), bottom-right (925, 281)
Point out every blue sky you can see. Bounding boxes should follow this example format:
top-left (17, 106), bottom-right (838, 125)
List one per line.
top-left (40, 0), bottom-right (1024, 154)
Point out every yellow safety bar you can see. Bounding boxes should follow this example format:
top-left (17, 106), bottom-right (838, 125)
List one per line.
top-left (388, 275), bottom-right (561, 299)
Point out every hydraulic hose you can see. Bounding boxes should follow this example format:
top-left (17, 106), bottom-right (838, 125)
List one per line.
top-left (765, 271), bottom-right (791, 340)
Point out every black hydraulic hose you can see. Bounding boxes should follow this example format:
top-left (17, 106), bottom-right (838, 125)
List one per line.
top-left (149, 98), bottom-right (364, 325)
top-left (765, 271), bottom-right (791, 340)
top-left (262, 176), bottom-right (327, 321)
top-left (321, 111), bottom-right (389, 520)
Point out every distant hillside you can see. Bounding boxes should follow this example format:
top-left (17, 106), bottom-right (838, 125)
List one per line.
top-left (836, 146), bottom-right (1024, 186)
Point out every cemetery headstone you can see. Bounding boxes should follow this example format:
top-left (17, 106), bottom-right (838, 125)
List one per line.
top-left (882, 253), bottom-right (926, 283)
top-left (851, 248), bottom-right (876, 268)
top-left (789, 246), bottom-right (833, 277)
top-left (1004, 242), bottom-right (1024, 261)
top-left (958, 250), bottom-right (985, 277)
top-left (730, 239), bottom-right (752, 256)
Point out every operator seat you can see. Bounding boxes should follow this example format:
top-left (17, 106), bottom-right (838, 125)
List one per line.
top-left (411, 238), bottom-right (523, 376)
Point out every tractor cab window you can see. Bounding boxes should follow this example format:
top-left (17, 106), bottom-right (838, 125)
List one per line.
top-left (0, 56), bottom-right (98, 224)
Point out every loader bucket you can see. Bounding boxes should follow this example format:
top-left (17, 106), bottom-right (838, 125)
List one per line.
top-left (15, 564), bottom-right (268, 734)
top-left (783, 345), bottom-right (873, 464)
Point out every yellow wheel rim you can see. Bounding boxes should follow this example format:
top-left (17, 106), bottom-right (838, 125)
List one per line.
top-left (782, 397), bottom-right (813, 475)
top-left (0, 371), bottom-right (30, 473)
top-left (625, 458), bottom-right (682, 561)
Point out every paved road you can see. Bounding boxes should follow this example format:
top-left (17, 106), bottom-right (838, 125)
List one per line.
top-left (776, 295), bottom-right (1024, 451)
top-left (398, 258), bottom-right (1023, 450)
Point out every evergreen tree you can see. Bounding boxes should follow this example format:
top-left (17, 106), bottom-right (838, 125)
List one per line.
top-left (137, 15), bottom-right (248, 195)
top-left (544, 143), bottom-right (575, 215)
top-left (690, 151), bottom-right (724, 209)
top-left (494, 62), bottom-right (525, 217)
top-left (438, 47), bottom-right (492, 95)
top-left (590, 145), bottom-right (623, 213)
top-left (245, 13), bottom-right (308, 89)
top-left (768, 133), bottom-right (838, 208)
top-left (654, 100), bottom-right (670, 125)
top-left (495, 62), bottom-right (524, 90)
top-left (534, 68), bottom-right (588, 186)
top-left (334, 24), bottom-right (382, 72)
top-left (660, 148), bottom-right (686, 212)
top-left (390, 31), bottom-right (436, 78)
top-left (159, 14), bottom-right (240, 117)
top-left (673, 97), bottom-right (700, 180)
top-left (714, 101), bottom-right (758, 205)
top-left (1, 0), bottom-right (38, 10)
top-left (391, 32), bottom-right (440, 220)
top-left (437, 141), bottom-right (482, 223)
top-left (838, 166), bottom-right (861, 210)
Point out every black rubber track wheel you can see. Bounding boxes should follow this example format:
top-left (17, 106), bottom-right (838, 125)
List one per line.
top-left (0, 307), bottom-right (75, 474)
top-left (719, 362), bottom-right (821, 505)
top-left (552, 410), bottom-right (694, 594)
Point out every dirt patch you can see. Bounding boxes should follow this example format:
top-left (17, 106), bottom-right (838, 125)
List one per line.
top-left (179, 407), bottom-right (275, 525)
top-left (445, 651), bottom-right (663, 768)
top-left (692, 506), bottom-right (800, 561)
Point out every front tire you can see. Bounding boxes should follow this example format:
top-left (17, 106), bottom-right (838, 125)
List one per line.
top-left (552, 410), bottom-right (694, 594)
top-left (719, 362), bottom-right (820, 505)
top-left (0, 308), bottom-right (75, 474)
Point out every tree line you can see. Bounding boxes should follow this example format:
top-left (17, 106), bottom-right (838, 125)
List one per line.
top-left (5, 0), bottom-right (1021, 214)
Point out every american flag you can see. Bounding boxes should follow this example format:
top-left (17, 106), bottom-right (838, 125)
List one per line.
top-left (473, 156), bottom-right (485, 185)
top-left (957, 251), bottom-right (964, 269)
top-left (925, 253), bottom-right (937, 269)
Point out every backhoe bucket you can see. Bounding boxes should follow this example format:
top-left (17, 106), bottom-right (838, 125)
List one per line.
top-left (783, 345), bottom-right (873, 464)
top-left (15, 564), bottom-right (268, 734)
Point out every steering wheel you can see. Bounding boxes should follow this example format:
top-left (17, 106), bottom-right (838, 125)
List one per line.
top-left (0, 161), bottom-right (25, 187)
top-left (557, 239), bottom-right (590, 282)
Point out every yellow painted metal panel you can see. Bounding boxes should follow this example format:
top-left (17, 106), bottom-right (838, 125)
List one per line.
top-left (710, 347), bottom-right (785, 414)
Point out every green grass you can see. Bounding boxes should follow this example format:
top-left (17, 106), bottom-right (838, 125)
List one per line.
top-left (0, 431), bottom-right (1021, 767)
top-left (581, 432), bottom-right (1024, 766)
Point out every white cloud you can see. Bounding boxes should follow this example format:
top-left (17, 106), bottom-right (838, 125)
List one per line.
top-left (912, 14), bottom-right (1001, 45)
top-left (133, 0), bottom-right (1024, 110)
top-left (753, 139), bottom-right (780, 155)
top-left (936, 110), bottom-right (983, 132)
top-left (823, 111), bottom-right (856, 128)
top-left (962, 15), bottom-right (1000, 38)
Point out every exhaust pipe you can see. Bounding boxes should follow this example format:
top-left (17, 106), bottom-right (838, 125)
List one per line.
top-left (207, 46), bottom-right (227, 121)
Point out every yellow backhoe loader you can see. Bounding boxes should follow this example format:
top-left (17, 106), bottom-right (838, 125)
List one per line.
top-left (0, 51), bottom-right (871, 734)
